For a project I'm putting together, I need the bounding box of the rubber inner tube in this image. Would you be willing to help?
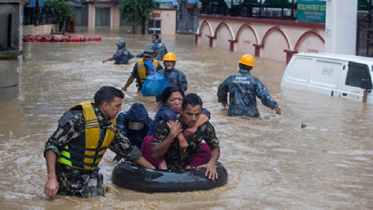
[112,161,228,193]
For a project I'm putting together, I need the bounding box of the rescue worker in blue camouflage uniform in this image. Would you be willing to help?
[121,49,163,92]
[157,52,188,93]
[103,40,135,65]
[217,54,281,117]
[43,86,155,198]
[157,52,188,101]
[137,34,168,61]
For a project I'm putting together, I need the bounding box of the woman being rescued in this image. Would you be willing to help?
[141,86,211,169]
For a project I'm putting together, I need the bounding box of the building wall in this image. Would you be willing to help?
[23,24,57,36]
[22,4,176,35]
[112,4,120,29]
[86,4,176,35]
[88,3,94,29]
[87,2,120,30]
[196,15,325,63]
[159,9,176,35]
[0,0,28,101]
[0,3,22,50]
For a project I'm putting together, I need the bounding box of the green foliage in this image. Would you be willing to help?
[119,0,158,25]
[359,0,372,7]
[44,0,73,23]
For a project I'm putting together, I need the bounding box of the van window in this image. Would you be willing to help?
[345,62,371,88]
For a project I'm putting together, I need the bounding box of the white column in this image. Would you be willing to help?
[325,0,358,55]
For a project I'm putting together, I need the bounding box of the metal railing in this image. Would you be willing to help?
[199,0,297,20]
[357,9,373,57]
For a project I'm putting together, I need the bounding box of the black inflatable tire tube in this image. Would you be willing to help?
[111,161,228,193]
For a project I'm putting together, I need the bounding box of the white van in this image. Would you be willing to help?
[281,53,373,104]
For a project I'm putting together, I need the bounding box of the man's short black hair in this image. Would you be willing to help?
[94,86,124,106]
[152,34,159,39]
[182,93,203,110]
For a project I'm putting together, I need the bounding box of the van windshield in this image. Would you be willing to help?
[345,62,371,87]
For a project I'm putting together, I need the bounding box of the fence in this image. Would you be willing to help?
[200,0,297,20]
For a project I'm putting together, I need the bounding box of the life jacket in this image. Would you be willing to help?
[57,102,117,171]
[137,59,160,86]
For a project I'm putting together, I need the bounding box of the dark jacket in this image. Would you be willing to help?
[114,40,134,65]
[137,39,168,61]
[217,69,278,117]
[116,103,153,149]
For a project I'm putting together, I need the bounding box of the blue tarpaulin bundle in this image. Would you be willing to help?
[141,72,168,97]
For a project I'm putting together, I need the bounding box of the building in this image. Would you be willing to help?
[23,0,179,35]
[0,0,28,101]
[196,0,373,62]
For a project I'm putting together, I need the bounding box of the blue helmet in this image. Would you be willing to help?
[143,49,154,57]
[116,40,126,48]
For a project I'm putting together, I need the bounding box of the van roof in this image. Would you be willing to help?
[294,52,373,66]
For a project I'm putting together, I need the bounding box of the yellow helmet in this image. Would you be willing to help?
[163,52,177,62]
[239,54,254,67]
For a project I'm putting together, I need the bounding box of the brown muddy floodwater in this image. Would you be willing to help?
[1,28,373,210]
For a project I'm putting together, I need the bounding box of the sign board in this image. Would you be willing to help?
[297,0,326,23]
[151,12,161,18]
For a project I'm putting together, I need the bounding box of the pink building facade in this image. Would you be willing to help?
[195,15,325,63]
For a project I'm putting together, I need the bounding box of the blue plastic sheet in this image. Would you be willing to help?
[141,72,168,97]
[144,60,155,72]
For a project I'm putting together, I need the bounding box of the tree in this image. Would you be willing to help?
[44,0,73,31]
[119,0,158,34]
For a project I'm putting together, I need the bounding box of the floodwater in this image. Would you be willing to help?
[1,28,373,209]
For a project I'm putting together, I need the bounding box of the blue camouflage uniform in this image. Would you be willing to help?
[158,68,188,92]
[217,69,278,117]
[137,39,168,61]
[113,40,134,64]
[44,104,142,197]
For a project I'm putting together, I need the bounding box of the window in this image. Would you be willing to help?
[95,7,110,26]
[148,19,161,34]
[345,62,372,88]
